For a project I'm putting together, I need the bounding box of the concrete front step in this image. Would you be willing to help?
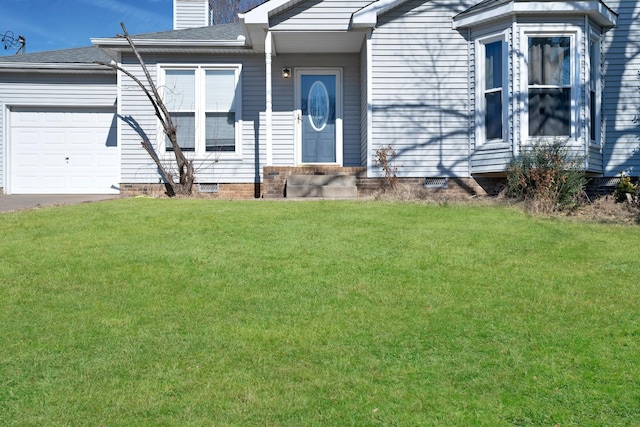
[286,174,358,199]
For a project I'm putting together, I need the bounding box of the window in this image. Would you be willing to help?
[205,70,237,152]
[484,41,504,141]
[162,65,241,155]
[477,36,507,145]
[527,36,572,137]
[165,70,196,151]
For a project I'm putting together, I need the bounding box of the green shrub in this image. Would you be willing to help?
[614,174,639,203]
[506,140,586,212]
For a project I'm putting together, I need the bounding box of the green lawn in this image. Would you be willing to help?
[0,199,638,426]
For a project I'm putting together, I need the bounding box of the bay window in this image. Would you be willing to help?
[162,65,241,155]
[452,0,615,174]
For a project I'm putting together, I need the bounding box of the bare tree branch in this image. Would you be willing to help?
[95,22,195,196]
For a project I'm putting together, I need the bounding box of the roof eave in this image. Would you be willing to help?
[91,38,252,59]
[351,0,412,28]
[91,38,249,49]
[452,0,618,30]
[0,62,114,73]
[239,0,302,25]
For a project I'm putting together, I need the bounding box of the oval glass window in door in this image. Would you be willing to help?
[307,81,329,131]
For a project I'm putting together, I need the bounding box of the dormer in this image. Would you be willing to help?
[174,0,215,30]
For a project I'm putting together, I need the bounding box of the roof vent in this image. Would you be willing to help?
[174,0,215,30]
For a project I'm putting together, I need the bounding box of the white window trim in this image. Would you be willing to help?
[519,25,582,145]
[475,32,509,149]
[588,29,602,148]
[158,63,242,159]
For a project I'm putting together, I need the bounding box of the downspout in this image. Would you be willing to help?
[265,30,273,166]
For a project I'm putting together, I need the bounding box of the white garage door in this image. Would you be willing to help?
[10,107,119,194]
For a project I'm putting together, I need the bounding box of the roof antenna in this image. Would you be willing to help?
[1,31,26,54]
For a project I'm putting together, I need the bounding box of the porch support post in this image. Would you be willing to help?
[365,30,374,177]
[265,30,273,166]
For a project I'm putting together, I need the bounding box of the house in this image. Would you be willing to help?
[0,0,638,197]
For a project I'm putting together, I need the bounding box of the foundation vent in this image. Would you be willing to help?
[424,177,449,189]
[198,183,219,193]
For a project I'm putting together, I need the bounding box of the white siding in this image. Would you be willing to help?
[271,0,372,31]
[0,73,116,191]
[601,0,640,176]
[119,53,265,185]
[371,0,472,177]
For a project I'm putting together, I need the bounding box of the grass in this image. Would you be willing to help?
[0,198,639,426]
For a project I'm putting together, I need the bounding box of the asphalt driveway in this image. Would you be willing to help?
[0,194,119,213]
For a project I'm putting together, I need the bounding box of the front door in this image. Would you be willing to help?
[297,69,342,164]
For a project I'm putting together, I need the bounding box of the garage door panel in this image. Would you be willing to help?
[44,177,66,190]
[10,108,119,194]
[11,111,40,126]
[43,153,65,169]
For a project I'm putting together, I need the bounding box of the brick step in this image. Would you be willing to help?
[286,174,357,199]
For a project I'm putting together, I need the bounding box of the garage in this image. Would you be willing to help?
[9,107,119,194]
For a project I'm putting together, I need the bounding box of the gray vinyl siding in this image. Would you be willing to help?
[119,52,265,184]
[271,0,372,31]
[470,149,513,173]
[601,0,640,177]
[371,0,472,178]
[174,0,209,30]
[0,72,116,190]
[269,53,362,167]
[588,144,604,173]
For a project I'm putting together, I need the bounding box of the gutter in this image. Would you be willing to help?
[0,62,114,73]
[91,38,249,50]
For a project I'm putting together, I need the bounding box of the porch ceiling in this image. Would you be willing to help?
[272,31,366,54]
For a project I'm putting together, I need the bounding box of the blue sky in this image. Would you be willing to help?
[1,0,174,55]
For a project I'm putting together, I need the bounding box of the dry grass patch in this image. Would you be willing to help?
[373,183,640,225]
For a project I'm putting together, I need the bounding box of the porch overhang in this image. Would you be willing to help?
[271,31,367,54]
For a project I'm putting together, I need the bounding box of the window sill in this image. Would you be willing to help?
[161,153,243,162]
[475,142,510,151]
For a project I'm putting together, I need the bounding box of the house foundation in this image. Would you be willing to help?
[120,183,262,199]
[263,166,506,199]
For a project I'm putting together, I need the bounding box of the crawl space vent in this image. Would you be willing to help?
[198,183,219,193]
[424,177,449,189]
[597,177,622,187]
